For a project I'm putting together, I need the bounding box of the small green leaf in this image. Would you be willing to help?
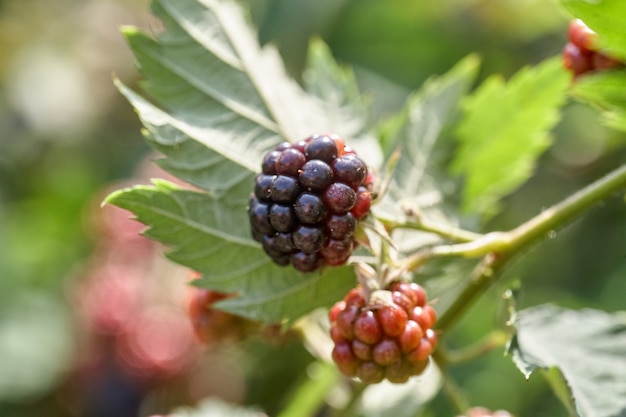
[507,304,626,417]
[559,0,626,60]
[375,55,479,252]
[451,58,569,219]
[106,181,355,323]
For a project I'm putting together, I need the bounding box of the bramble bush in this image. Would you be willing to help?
[106,0,626,416]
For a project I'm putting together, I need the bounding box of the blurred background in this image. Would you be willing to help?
[0,0,624,416]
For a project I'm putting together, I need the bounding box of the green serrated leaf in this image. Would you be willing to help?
[120,0,380,175]
[375,55,479,252]
[117,80,256,197]
[106,182,355,323]
[542,367,579,417]
[112,0,383,323]
[507,304,626,417]
[304,38,372,139]
[451,57,569,220]
[559,0,626,60]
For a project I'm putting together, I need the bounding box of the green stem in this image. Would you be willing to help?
[436,163,626,332]
[379,215,482,243]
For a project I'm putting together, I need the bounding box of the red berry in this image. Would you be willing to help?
[354,310,384,345]
[332,341,359,376]
[397,320,424,353]
[350,186,371,219]
[376,304,408,337]
[563,42,593,77]
[357,362,384,384]
[411,305,437,331]
[568,19,596,51]
[329,285,437,384]
[372,338,401,366]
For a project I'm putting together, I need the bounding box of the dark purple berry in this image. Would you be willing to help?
[332,155,368,190]
[254,174,275,201]
[305,135,338,164]
[271,175,302,204]
[292,225,324,253]
[326,213,356,240]
[274,232,295,252]
[261,150,281,174]
[323,183,356,214]
[269,204,296,233]
[290,251,321,273]
[276,148,306,177]
[299,160,333,191]
[320,238,353,266]
[294,193,327,225]
[275,141,292,151]
[351,186,371,220]
[248,199,273,235]
[262,234,286,258]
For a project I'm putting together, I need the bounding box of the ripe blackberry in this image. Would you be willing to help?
[563,19,624,78]
[249,134,373,272]
[329,282,437,384]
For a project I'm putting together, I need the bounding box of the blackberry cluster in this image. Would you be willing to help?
[329,282,438,384]
[563,19,623,78]
[249,134,372,273]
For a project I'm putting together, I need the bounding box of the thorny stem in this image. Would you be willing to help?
[436,163,626,333]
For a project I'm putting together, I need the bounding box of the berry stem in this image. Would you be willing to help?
[436,162,626,332]
[378,213,482,243]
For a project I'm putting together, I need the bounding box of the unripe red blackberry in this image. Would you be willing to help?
[187,285,255,344]
[563,19,624,78]
[329,282,438,384]
[249,134,372,272]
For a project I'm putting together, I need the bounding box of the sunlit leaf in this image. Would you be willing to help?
[106,181,356,323]
[451,58,569,220]
[508,304,626,417]
[375,55,479,253]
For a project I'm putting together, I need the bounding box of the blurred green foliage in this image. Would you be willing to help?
[0,0,624,416]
